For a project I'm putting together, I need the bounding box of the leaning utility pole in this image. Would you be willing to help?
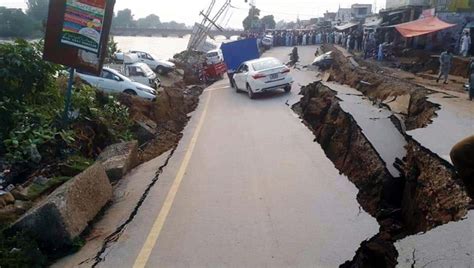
[187,0,232,51]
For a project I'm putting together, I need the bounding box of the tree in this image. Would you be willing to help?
[160,21,186,30]
[113,9,135,28]
[136,14,161,28]
[275,20,287,30]
[0,7,37,38]
[260,15,276,30]
[242,6,260,31]
[26,0,49,23]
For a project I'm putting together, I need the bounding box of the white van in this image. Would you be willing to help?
[109,54,161,89]
[206,49,224,65]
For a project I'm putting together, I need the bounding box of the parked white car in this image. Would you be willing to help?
[130,51,175,74]
[114,51,176,74]
[261,35,274,49]
[231,57,293,99]
[76,67,157,100]
[108,60,161,89]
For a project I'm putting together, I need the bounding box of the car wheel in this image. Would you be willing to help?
[156,66,166,75]
[284,85,291,93]
[247,84,255,99]
[124,89,137,95]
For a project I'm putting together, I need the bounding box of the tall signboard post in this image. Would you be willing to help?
[43,0,116,123]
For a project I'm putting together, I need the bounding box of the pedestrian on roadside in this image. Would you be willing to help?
[377,43,384,61]
[460,31,471,57]
[289,46,299,66]
[469,58,474,101]
[437,48,453,84]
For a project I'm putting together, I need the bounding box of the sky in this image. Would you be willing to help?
[0,0,386,29]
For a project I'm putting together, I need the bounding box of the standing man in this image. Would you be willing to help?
[377,43,384,61]
[469,58,474,101]
[460,31,471,57]
[437,48,453,84]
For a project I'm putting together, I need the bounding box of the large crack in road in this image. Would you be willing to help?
[291,53,472,267]
[88,147,177,267]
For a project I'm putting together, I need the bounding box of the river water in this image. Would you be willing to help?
[114,36,236,61]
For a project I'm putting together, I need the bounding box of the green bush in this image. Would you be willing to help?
[0,231,47,268]
[72,84,134,142]
[1,40,133,167]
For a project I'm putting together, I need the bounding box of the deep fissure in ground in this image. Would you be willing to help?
[293,80,471,267]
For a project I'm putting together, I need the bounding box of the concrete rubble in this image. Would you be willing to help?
[10,163,113,253]
[97,141,139,182]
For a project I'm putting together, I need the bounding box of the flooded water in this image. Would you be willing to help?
[114,36,236,61]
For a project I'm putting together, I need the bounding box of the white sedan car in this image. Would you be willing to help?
[76,67,157,100]
[231,57,293,99]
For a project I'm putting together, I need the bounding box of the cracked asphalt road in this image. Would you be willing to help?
[82,46,379,267]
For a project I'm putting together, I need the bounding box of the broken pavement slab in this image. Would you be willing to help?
[10,163,112,253]
[382,94,411,115]
[98,141,139,182]
[396,211,474,268]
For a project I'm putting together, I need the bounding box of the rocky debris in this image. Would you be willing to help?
[132,118,158,146]
[10,163,112,254]
[382,94,411,115]
[97,141,139,182]
[0,201,33,224]
[172,50,206,85]
[10,186,29,201]
[0,191,15,208]
[118,84,204,163]
[322,44,440,131]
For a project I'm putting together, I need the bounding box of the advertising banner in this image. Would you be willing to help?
[60,0,107,53]
[43,0,115,75]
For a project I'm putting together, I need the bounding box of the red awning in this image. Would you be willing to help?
[395,16,456,38]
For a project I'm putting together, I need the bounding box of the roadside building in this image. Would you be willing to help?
[431,0,474,55]
[352,4,373,20]
[336,8,353,24]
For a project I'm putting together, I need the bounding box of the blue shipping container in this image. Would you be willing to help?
[221,38,260,74]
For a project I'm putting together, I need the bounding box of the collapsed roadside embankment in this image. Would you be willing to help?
[293,82,471,267]
[118,83,204,164]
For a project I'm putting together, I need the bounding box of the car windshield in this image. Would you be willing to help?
[252,59,282,71]
[107,69,130,81]
[137,64,154,76]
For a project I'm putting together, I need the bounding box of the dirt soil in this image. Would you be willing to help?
[323,45,440,131]
[393,48,470,78]
[118,83,204,164]
[295,82,393,215]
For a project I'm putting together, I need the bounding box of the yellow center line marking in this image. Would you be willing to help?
[133,92,213,268]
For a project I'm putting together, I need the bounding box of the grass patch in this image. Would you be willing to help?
[26,176,71,200]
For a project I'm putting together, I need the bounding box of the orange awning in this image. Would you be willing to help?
[395,16,456,38]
